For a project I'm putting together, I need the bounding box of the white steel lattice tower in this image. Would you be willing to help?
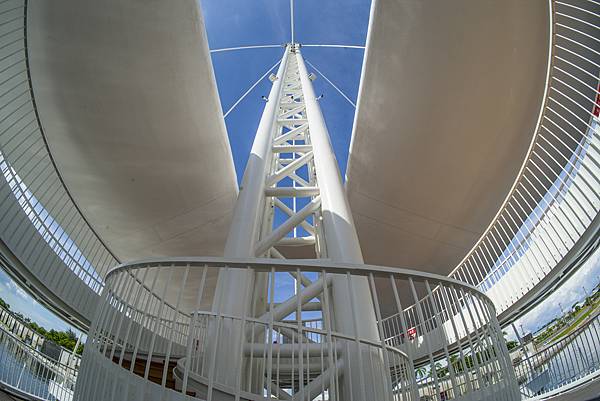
[212,44,383,399]
[72,41,520,401]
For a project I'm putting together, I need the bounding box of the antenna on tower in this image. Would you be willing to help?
[290,0,295,44]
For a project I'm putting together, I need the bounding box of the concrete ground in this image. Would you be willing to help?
[0,390,18,401]
[542,374,600,401]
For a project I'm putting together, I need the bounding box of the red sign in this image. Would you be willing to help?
[594,82,600,118]
[407,327,417,340]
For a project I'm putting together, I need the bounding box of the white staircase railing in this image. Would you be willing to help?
[74,257,518,401]
[513,312,600,398]
[0,324,77,400]
[449,0,600,321]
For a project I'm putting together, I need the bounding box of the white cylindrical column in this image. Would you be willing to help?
[295,48,379,339]
[223,47,290,259]
[295,48,384,399]
[209,46,290,389]
[213,47,289,313]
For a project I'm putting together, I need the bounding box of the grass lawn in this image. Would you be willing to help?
[552,304,598,342]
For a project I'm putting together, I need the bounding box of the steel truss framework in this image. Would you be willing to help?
[72,44,518,401]
[211,43,382,399]
[259,48,323,258]
[184,38,518,401]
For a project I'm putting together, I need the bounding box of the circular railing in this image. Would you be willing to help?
[75,257,518,401]
[449,0,600,319]
[0,0,117,328]
[0,324,77,400]
[513,312,600,398]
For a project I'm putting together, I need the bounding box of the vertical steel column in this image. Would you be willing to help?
[210,44,385,399]
[223,47,290,259]
[295,46,384,399]
[214,47,289,311]
[295,47,379,340]
[210,46,290,387]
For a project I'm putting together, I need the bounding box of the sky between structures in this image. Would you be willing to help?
[200,0,371,181]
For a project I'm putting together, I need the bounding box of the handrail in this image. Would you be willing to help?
[75,257,517,401]
[449,0,600,321]
[0,323,77,400]
[513,312,600,397]
[107,256,490,301]
[0,0,118,328]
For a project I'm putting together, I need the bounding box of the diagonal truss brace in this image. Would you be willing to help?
[255,196,321,256]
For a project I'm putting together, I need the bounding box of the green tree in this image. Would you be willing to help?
[506,340,519,352]
[0,296,9,310]
[415,366,427,381]
[449,353,463,373]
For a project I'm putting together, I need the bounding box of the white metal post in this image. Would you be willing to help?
[210,47,290,387]
[295,47,379,340]
[209,44,385,399]
[213,47,289,310]
[294,47,383,399]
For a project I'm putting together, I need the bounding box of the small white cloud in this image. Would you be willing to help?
[8,280,30,301]
[514,247,600,333]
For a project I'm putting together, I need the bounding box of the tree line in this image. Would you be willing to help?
[0,296,83,354]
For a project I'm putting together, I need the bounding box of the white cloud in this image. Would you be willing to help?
[513,246,600,335]
[0,268,70,332]
[7,280,35,303]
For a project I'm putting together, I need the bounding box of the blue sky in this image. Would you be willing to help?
[200,0,371,181]
[511,246,600,337]
[0,267,84,337]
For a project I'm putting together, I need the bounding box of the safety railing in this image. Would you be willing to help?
[450,0,600,318]
[513,312,600,398]
[0,0,117,326]
[74,257,517,401]
[0,324,77,400]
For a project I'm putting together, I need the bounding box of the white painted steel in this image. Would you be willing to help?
[209,47,290,389]
[11,0,595,399]
[301,45,365,50]
[74,42,517,400]
[448,0,600,322]
[0,324,77,401]
[74,257,518,401]
[210,44,284,54]
[513,313,600,398]
[211,43,386,398]
[296,47,384,398]
[0,0,116,328]
[214,46,289,306]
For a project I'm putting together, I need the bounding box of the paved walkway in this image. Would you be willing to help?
[0,389,18,401]
[538,371,600,401]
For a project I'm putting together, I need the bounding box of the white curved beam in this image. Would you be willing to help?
[210,44,284,53]
[301,44,365,49]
